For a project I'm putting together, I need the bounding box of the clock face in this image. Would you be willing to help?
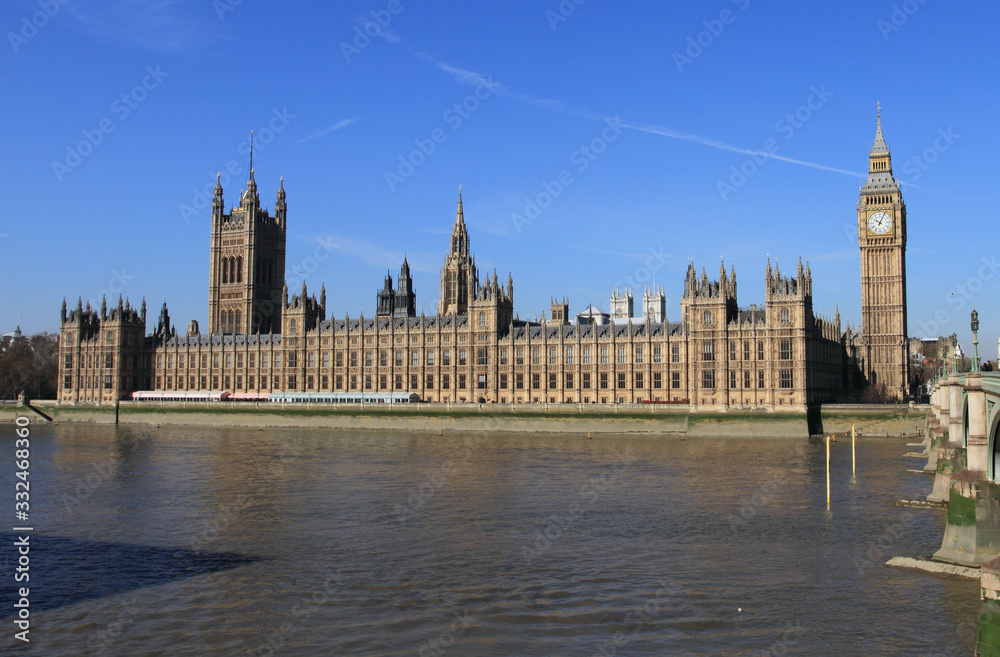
[867,211,892,235]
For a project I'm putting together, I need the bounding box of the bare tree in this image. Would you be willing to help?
[0,332,58,400]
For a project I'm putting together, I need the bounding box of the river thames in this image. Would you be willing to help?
[3,424,978,655]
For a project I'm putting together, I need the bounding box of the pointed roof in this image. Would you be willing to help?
[870,103,889,156]
[449,186,470,257]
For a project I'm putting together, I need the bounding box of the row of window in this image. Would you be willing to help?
[701,340,794,362]
[151,368,797,394]
[151,344,692,371]
[700,369,794,390]
[152,369,692,393]
[701,309,793,324]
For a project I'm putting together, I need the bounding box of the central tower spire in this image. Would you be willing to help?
[439,186,478,315]
[450,186,469,257]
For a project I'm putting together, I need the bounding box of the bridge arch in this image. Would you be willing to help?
[989,408,1000,482]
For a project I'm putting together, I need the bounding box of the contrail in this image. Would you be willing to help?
[419,53,868,180]
[617,120,865,178]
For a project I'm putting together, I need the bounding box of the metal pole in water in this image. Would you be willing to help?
[826,435,831,509]
[852,423,856,476]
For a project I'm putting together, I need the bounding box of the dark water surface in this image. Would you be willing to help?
[3,424,978,655]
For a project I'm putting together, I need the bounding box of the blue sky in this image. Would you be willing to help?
[2,0,998,359]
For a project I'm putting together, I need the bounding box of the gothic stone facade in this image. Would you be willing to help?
[58,115,906,408]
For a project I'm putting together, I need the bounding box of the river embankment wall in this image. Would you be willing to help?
[0,402,927,437]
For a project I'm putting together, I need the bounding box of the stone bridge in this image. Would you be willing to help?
[924,371,1000,656]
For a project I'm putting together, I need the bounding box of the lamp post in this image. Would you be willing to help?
[953,334,960,374]
[972,307,981,372]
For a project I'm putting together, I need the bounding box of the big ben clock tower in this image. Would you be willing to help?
[858,104,909,400]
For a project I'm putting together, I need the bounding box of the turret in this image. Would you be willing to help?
[157,301,171,337]
[394,257,416,318]
[212,173,224,224]
[275,176,286,227]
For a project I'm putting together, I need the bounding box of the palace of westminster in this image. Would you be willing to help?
[57,112,910,409]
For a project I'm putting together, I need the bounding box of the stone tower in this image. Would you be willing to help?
[549,297,569,325]
[376,271,394,317]
[642,285,666,322]
[58,294,146,404]
[610,286,633,320]
[208,138,287,335]
[438,188,478,315]
[394,258,416,319]
[857,105,908,400]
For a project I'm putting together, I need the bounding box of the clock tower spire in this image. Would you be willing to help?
[857,105,909,400]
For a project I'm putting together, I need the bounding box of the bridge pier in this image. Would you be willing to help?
[934,374,1000,566]
[978,556,1000,657]
[924,382,950,471]
[928,374,968,503]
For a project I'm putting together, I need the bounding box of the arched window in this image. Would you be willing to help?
[228,310,234,331]
[289,319,297,335]
[222,257,229,284]
[229,259,236,284]
[235,310,242,333]
[703,310,712,325]
[478,312,487,327]
[236,256,243,283]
